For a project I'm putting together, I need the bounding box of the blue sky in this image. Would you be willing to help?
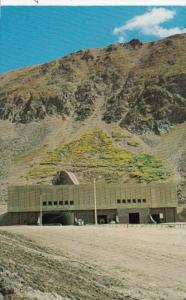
[0,6,185,73]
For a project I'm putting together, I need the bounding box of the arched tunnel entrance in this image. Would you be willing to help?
[42,212,74,225]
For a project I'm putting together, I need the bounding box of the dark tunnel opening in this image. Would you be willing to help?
[42,212,74,225]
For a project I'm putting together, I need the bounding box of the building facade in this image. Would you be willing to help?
[3,182,177,225]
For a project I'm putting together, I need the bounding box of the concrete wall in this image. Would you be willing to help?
[117,208,150,224]
[8,182,177,213]
[0,212,39,225]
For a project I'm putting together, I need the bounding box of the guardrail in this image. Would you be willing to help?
[98,223,186,228]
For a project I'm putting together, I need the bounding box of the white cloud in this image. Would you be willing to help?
[113,8,186,42]
[118,36,125,43]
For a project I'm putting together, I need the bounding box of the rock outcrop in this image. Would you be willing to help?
[0,34,186,134]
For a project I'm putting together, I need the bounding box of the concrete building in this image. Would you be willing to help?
[0,182,177,225]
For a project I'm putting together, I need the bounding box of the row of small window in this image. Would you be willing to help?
[117,198,147,204]
[43,200,74,206]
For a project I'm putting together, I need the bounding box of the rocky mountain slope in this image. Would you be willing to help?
[0,33,186,207]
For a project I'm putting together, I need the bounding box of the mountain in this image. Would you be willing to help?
[0,33,186,212]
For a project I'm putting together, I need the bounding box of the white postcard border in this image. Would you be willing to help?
[1,0,186,6]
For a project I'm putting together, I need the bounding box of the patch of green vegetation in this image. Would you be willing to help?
[28,128,169,182]
[111,128,129,141]
[28,166,56,178]
[127,154,168,182]
[127,140,139,147]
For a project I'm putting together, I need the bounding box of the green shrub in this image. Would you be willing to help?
[127,140,139,147]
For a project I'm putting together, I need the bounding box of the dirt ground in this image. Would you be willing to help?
[0,225,186,300]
